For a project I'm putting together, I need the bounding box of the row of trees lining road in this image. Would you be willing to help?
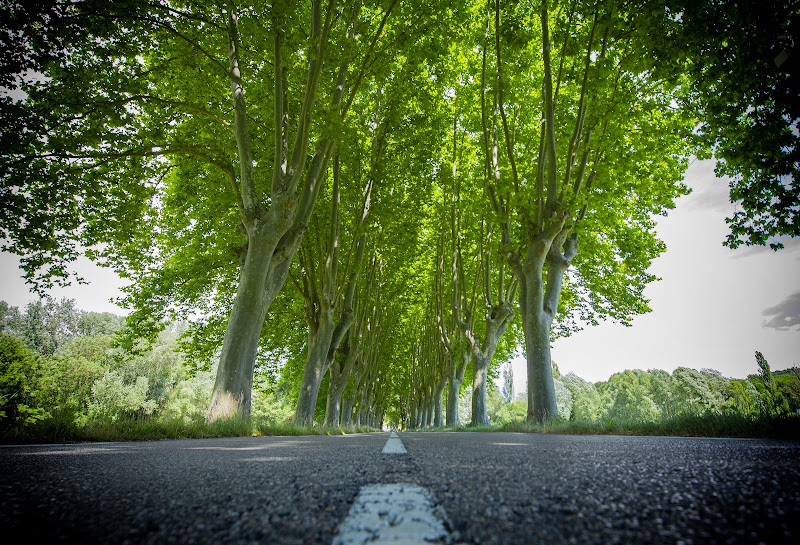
[1,0,797,426]
[2,299,798,437]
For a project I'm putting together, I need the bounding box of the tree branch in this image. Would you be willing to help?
[542,0,558,212]
[227,3,258,219]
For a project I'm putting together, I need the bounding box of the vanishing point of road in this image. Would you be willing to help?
[1,432,798,544]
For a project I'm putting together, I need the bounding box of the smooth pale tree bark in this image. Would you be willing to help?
[433,381,445,427]
[509,218,577,422]
[425,320,448,427]
[292,167,347,425]
[464,302,515,425]
[341,334,375,428]
[409,323,433,428]
[357,355,383,427]
[345,301,381,427]
[446,352,469,426]
[341,395,356,426]
[324,346,358,427]
[294,316,338,424]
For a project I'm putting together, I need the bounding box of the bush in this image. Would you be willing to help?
[86,370,156,421]
[0,334,49,435]
[251,386,295,425]
[33,354,105,418]
[159,370,214,423]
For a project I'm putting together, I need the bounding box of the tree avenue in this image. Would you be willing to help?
[1,0,796,427]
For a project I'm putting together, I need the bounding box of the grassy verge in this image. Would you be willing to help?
[1,415,377,444]
[7,413,798,443]
[400,413,800,439]
[496,413,800,439]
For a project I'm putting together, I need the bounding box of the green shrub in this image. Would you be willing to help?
[159,370,214,424]
[85,370,156,420]
[251,387,295,425]
[1,334,49,436]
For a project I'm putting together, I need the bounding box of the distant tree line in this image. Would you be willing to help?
[559,356,799,425]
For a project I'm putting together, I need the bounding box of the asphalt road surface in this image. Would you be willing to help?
[1,431,798,544]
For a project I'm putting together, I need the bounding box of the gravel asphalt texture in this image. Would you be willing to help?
[1,431,798,544]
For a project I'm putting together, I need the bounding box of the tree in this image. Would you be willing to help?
[752,351,790,416]
[478,0,697,423]
[727,379,763,417]
[0,0,415,420]
[671,366,723,416]
[599,370,659,423]
[0,302,21,335]
[662,0,799,249]
[0,298,86,355]
[87,370,156,420]
[647,369,678,420]
[291,166,368,425]
[561,372,601,422]
[775,369,800,414]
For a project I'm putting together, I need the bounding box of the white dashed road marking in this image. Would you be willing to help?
[331,483,450,545]
[381,432,407,454]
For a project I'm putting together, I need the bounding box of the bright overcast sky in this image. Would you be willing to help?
[2,159,799,386]
[545,158,800,384]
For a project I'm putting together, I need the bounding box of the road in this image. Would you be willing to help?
[1,432,798,544]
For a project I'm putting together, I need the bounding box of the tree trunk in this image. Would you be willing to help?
[295,315,335,425]
[324,349,359,427]
[433,381,445,427]
[425,397,434,427]
[469,304,513,426]
[446,376,462,427]
[514,217,576,424]
[324,379,344,427]
[208,230,284,420]
[525,312,557,423]
[471,355,490,426]
[342,394,355,426]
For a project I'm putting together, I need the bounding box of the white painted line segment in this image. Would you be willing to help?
[382,433,407,454]
[332,483,450,545]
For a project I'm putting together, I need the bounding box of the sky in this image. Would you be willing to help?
[1,159,799,389]
[529,158,800,388]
